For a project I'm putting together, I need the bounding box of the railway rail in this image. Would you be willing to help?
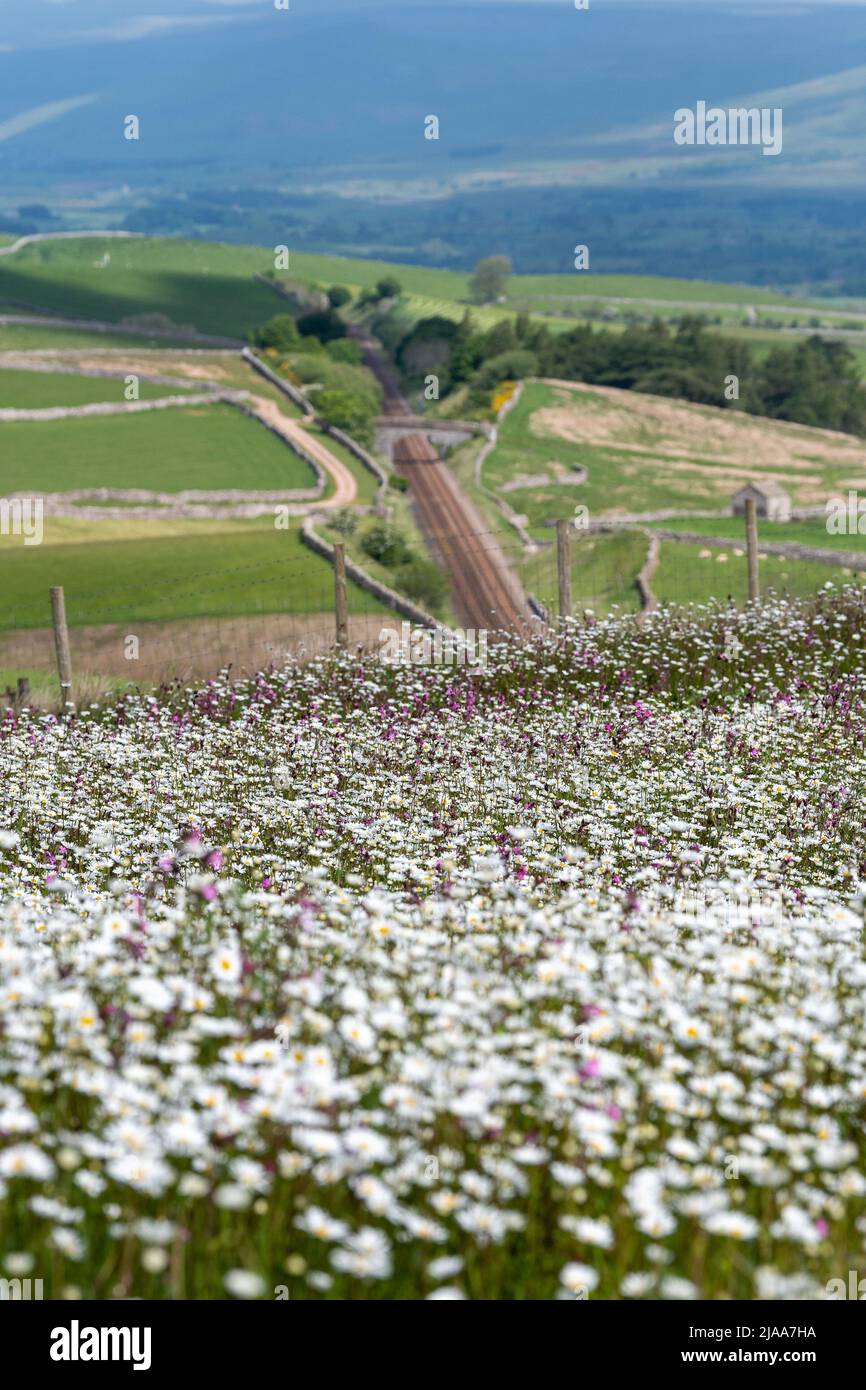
[349,324,532,633]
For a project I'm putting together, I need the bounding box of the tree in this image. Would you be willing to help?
[480,319,517,358]
[327,285,352,309]
[449,311,480,385]
[469,256,513,305]
[633,366,722,406]
[376,275,402,300]
[397,315,458,380]
[297,310,346,344]
[330,509,358,537]
[315,388,378,447]
[252,314,301,354]
[754,338,866,434]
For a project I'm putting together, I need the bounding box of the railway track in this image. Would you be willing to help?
[349,325,531,633]
[395,435,529,633]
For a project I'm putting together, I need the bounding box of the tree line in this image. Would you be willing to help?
[394,310,866,435]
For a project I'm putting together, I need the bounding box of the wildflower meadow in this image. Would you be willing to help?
[2,587,866,1301]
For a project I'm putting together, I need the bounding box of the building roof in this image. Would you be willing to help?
[731,480,791,500]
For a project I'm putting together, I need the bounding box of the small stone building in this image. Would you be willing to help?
[730,480,792,523]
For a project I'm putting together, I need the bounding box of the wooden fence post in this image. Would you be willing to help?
[744,498,760,603]
[333,543,349,649]
[50,586,74,712]
[556,519,572,626]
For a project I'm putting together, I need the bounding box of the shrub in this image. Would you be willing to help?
[330,509,358,537]
[315,388,379,448]
[467,349,538,407]
[252,314,301,354]
[395,557,450,613]
[362,524,413,568]
[326,338,363,366]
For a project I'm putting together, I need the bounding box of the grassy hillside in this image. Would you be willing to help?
[1,236,860,349]
[504,272,831,314]
[479,380,866,537]
[0,403,315,496]
[0,238,277,338]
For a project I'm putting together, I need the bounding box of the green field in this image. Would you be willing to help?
[660,515,866,553]
[0,523,384,631]
[4,232,865,649]
[653,540,864,609]
[0,366,196,409]
[502,272,841,314]
[510,296,856,327]
[520,529,646,616]
[386,293,507,335]
[0,238,278,338]
[0,322,213,351]
[0,403,316,496]
[511,528,862,619]
[2,235,861,349]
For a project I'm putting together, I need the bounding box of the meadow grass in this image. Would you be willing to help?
[0,523,386,630]
[0,367,196,409]
[479,384,731,528]
[520,530,645,616]
[0,403,317,495]
[653,540,864,609]
[660,516,866,552]
[0,322,208,351]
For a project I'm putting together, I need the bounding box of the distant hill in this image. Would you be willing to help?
[0,234,854,345]
[2,3,866,285]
